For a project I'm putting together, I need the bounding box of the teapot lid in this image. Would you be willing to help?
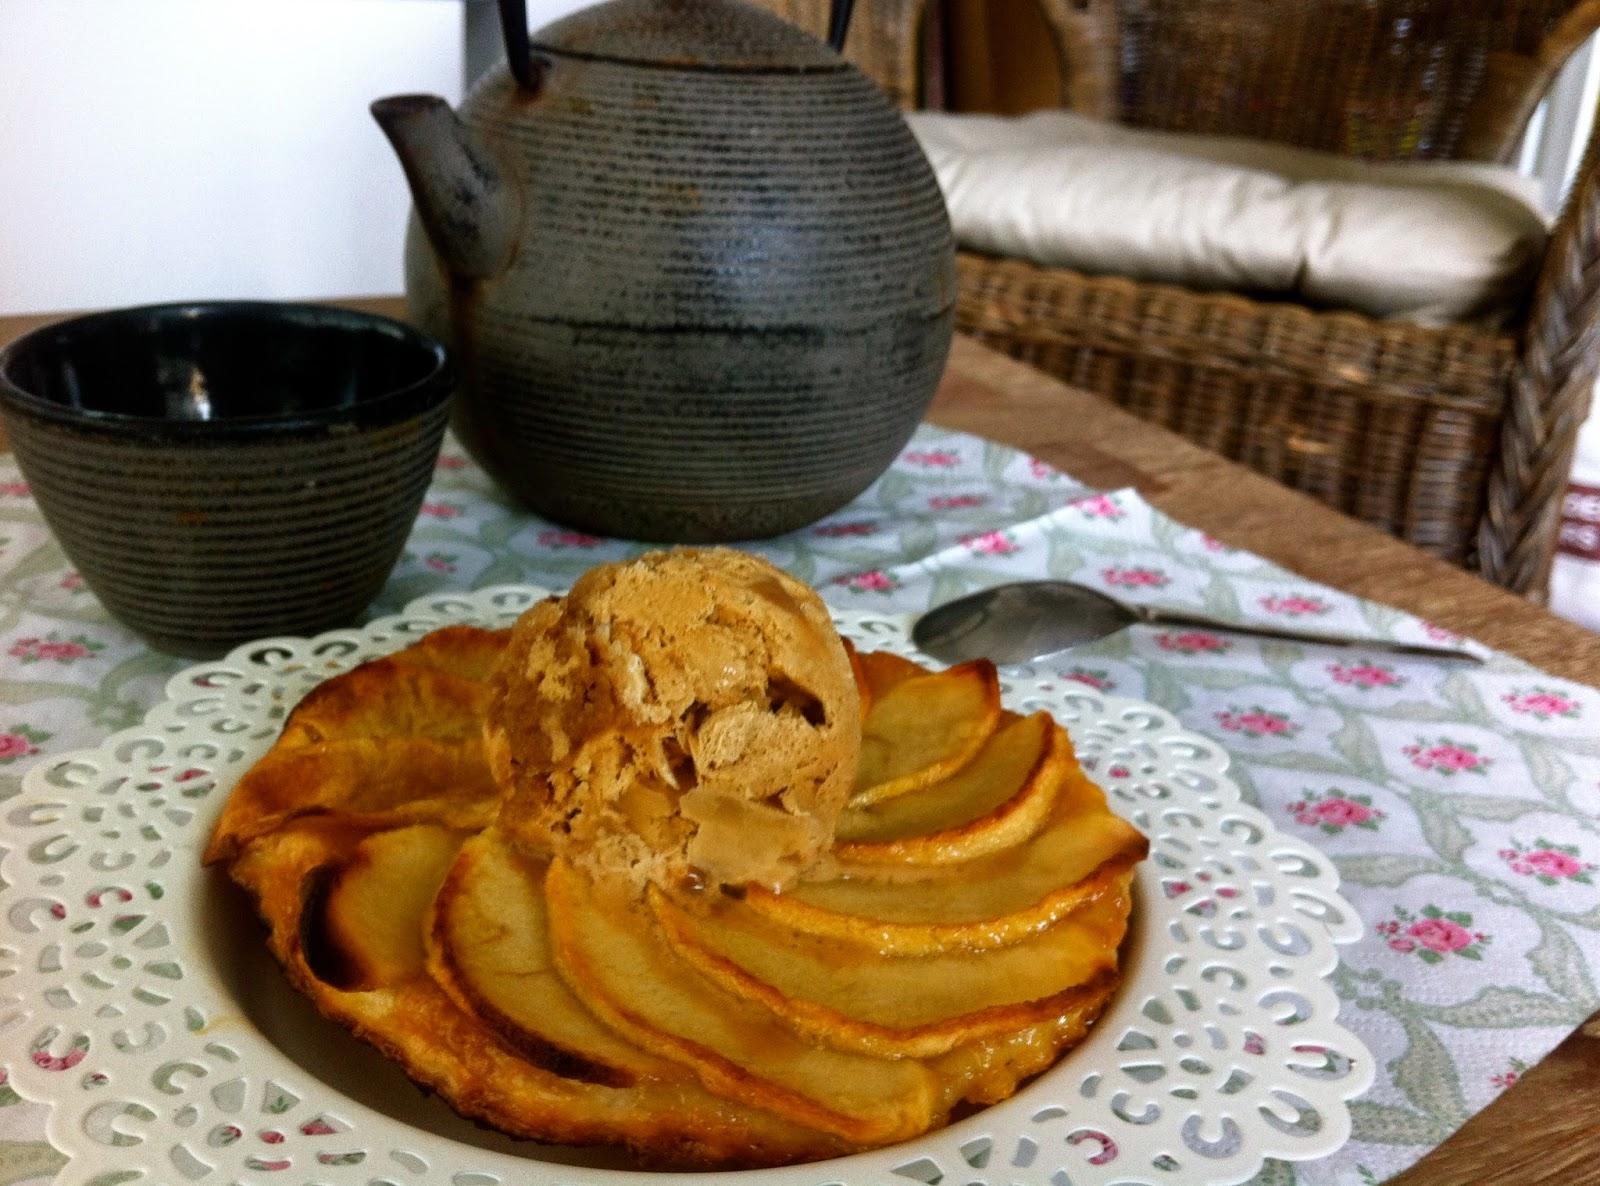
[533,0,840,71]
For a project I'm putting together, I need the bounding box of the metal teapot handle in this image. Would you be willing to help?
[828,0,855,50]
[497,0,543,91]
[496,0,847,76]
[498,0,848,71]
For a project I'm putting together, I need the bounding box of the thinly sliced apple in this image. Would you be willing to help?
[932,974,1121,1109]
[204,737,498,865]
[278,657,491,750]
[838,712,1062,865]
[746,743,1149,953]
[429,832,676,1086]
[227,822,847,1168]
[852,660,1001,805]
[745,839,1145,956]
[853,648,924,703]
[544,858,937,1146]
[315,824,463,989]
[651,874,1134,1058]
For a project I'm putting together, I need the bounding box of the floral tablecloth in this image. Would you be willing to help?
[4,424,1600,1186]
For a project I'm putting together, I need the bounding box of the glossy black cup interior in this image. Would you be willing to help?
[1,302,447,428]
[0,302,455,658]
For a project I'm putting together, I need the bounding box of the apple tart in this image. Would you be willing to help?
[207,612,1146,1168]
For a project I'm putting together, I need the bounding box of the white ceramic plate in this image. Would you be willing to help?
[3,585,1372,1186]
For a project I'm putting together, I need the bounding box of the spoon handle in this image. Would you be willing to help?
[1131,605,1483,665]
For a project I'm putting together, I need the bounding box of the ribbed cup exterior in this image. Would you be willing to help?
[401,3,956,542]
[4,404,451,658]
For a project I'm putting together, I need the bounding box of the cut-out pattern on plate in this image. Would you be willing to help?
[3,586,1371,1185]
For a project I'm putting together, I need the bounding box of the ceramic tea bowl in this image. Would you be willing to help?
[0,302,453,657]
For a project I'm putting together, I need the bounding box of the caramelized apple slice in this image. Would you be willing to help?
[839,713,1062,865]
[545,858,937,1145]
[429,832,676,1085]
[853,648,924,702]
[852,660,1002,805]
[229,822,848,1168]
[746,832,1146,956]
[934,976,1121,1108]
[651,875,1133,1058]
[315,824,464,989]
[278,657,491,750]
[204,737,498,864]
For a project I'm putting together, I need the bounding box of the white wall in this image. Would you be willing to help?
[0,0,629,315]
[0,0,466,314]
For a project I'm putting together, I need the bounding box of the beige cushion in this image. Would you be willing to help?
[908,111,1548,324]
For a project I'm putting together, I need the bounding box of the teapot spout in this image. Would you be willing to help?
[371,94,519,280]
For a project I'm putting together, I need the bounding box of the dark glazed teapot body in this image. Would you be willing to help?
[377,0,955,541]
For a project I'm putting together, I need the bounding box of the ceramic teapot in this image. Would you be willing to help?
[372,0,954,542]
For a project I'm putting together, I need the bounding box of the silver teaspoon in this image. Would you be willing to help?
[911,580,1482,667]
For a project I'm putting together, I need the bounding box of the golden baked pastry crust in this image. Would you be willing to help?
[214,626,844,1168]
[207,617,1147,1169]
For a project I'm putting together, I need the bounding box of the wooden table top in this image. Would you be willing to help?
[2,300,1596,1184]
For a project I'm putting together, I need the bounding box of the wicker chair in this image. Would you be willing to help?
[760,0,1600,597]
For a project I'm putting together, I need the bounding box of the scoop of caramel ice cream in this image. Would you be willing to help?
[485,549,861,891]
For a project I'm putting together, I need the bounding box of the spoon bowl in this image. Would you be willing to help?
[913,581,1138,665]
[912,579,1482,667]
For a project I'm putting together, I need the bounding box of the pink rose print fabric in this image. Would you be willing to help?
[1158,630,1232,655]
[1261,593,1332,616]
[1061,666,1116,692]
[837,570,899,594]
[1490,1057,1528,1090]
[962,530,1020,556]
[28,1033,87,1073]
[1402,737,1492,775]
[535,529,601,549]
[902,448,960,467]
[1290,789,1386,835]
[1502,687,1583,721]
[7,633,103,664]
[929,494,986,510]
[1216,705,1299,738]
[1501,839,1596,886]
[1378,906,1490,964]
[1102,565,1169,589]
[1328,661,1405,690]
[813,521,877,538]
[1073,493,1127,521]
[0,725,48,764]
